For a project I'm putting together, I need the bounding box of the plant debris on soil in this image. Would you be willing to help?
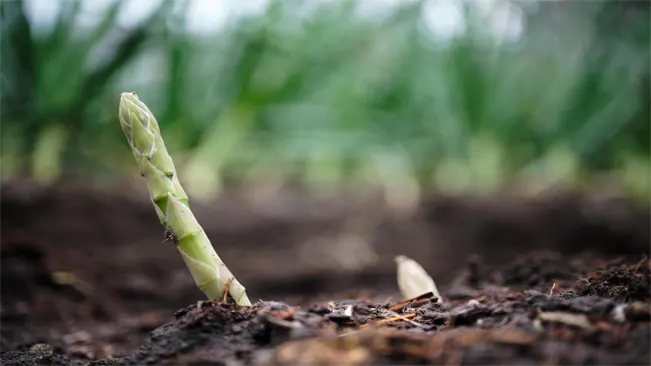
[119,255,651,365]
[1,181,649,365]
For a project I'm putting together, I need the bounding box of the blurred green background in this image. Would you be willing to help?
[2,0,649,203]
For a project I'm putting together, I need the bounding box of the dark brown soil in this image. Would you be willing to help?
[1,180,649,365]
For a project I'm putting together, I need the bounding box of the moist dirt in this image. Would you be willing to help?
[1,180,649,365]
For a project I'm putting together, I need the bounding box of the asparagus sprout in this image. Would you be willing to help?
[395,255,441,302]
[118,92,251,306]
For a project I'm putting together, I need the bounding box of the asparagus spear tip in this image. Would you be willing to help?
[118,91,251,306]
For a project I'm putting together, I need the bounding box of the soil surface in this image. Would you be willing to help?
[1,180,649,365]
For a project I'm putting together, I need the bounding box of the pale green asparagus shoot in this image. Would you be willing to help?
[118,92,251,306]
[395,255,441,302]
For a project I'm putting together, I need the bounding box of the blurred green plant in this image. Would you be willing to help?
[1,0,649,202]
[1,0,171,181]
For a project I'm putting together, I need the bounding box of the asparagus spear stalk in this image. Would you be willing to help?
[118,92,251,306]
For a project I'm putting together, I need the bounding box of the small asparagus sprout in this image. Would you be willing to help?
[395,255,441,302]
[118,92,251,306]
